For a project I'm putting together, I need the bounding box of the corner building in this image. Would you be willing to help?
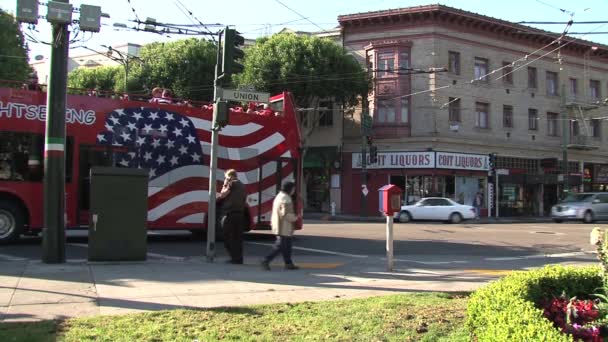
[337,5,608,217]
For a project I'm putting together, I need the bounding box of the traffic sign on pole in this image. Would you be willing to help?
[219,87,270,103]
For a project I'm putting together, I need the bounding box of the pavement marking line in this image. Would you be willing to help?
[485,251,588,262]
[384,257,469,265]
[146,253,186,261]
[246,241,369,258]
[466,269,514,276]
[0,254,27,261]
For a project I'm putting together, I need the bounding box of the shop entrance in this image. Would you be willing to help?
[389,175,406,204]
[543,184,558,216]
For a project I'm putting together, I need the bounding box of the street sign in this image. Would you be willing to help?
[361,114,373,135]
[219,87,269,103]
[361,185,369,196]
[496,168,509,175]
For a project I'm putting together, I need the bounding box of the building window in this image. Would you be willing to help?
[475,102,489,128]
[571,120,580,136]
[570,78,578,97]
[449,97,461,122]
[400,97,409,123]
[528,67,537,88]
[378,51,395,77]
[474,57,489,81]
[546,71,558,96]
[318,100,334,127]
[502,62,513,84]
[590,80,601,100]
[376,98,409,125]
[503,105,513,128]
[592,119,601,138]
[547,112,559,136]
[448,51,460,75]
[399,52,410,71]
[377,99,395,123]
[528,108,538,130]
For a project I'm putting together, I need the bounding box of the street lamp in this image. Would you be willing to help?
[100,45,141,93]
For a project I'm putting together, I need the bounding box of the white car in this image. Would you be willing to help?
[394,197,476,224]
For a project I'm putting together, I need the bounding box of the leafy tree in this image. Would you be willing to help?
[0,9,30,84]
[128,38,217,101]
[235,33,369,141]
[67,66,122,95]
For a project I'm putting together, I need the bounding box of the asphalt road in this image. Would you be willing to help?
[0,221,600,272]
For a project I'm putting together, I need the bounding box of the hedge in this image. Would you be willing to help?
[466,264,602,341]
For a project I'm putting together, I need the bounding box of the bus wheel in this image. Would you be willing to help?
[0,201,24,244]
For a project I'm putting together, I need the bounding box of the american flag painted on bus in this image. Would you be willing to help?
[96,106,296,227]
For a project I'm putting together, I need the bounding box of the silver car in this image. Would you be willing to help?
[551,193,608,223]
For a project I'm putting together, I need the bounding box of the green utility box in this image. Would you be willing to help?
[88,167,149,261]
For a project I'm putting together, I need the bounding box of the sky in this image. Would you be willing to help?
[1,0,608,62]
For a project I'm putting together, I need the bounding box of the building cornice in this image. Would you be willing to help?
[338,4,608,59]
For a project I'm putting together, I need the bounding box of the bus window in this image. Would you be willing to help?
[0,132,73,183]
[0,132,43,182]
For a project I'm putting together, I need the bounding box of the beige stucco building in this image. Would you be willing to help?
[336,5,608,217]
[30,43,142,85]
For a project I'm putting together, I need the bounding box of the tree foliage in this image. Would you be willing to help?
[0,9,30,83]
[67,66,122,95]
[128,38,217,101]
[235,33,369,108]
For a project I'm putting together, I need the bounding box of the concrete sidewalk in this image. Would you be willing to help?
[0,255,509,322]
[304,212,554,224]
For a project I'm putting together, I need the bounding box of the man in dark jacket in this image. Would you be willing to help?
[217,169,247,264]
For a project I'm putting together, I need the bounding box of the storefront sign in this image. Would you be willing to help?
[352,151,434,169]
[436,152,489,171]
[596,165,608,183]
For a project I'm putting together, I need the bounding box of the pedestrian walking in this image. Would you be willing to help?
[261,181,299,271]
[473,190,483,218]
[217,169,247,264]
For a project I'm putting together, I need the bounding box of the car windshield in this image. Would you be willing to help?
[561,194,594,203]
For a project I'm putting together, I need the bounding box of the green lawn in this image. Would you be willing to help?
[0,293,470,342]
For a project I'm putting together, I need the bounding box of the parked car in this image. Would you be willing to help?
[394,197,476,224]
[551,193,608,223]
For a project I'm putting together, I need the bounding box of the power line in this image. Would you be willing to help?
[173,0,218,43]
[533,0,575,17]
[125,0,142,23]
[519,21,608,25]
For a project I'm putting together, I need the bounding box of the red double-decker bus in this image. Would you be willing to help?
[0,86,302,243]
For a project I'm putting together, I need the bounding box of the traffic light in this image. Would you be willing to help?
[221,27,245,79]
[369,145,378,164]
[488,153,497,170]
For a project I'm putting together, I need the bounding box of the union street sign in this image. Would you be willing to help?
[219,87,270,103]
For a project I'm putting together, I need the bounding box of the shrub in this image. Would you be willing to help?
[466,264,602,341]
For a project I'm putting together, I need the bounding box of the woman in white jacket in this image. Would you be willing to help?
[261,181,299,270]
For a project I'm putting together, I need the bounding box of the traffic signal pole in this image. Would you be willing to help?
[206,27,244,261]
[42,0,70,263]
[206,30,224,262]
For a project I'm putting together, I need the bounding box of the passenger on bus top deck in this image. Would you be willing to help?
[23,72,42,91]
[158,89,173,104]
[149,87,163,103]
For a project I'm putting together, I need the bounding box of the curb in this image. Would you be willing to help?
[304,213,554,224]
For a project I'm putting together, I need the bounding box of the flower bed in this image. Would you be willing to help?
[466,265,602,341]
[467,227,608,341]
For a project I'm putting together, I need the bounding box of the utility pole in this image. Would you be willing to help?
[42,0,71,264]
[360,111,372,217]
[561,83,569,198]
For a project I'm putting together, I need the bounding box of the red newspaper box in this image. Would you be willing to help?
[378,184,402,216]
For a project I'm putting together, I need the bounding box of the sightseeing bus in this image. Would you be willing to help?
[0,85,302,243]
